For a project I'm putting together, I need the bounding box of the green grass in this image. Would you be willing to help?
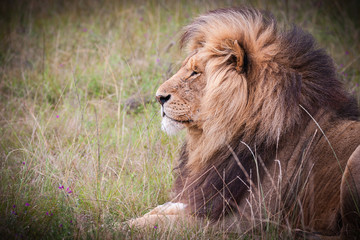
[0,0,359,239]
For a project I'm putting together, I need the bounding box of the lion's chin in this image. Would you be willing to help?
[161,116,184,135]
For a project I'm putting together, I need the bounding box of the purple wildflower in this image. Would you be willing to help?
[156,58,160,64]
[25,203,29,207]
[59,185,64,189]
[345,51,349,55]
[59,224,63,227]
[154,225,158,229]
[82,28,88,32]
[22,162,25,165]
[56,115,59,118]
[70,220,73,223]
[139,17,144,21]
[13,205,16,208]
[67,187,72,194]
[59,63,64,67]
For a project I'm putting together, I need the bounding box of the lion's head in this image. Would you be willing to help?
[156,51,207,135]
[156,8,351,172]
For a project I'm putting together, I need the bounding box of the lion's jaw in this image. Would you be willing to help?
[160,106,186,135]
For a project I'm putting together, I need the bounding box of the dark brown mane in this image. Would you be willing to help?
[173,137,276,219]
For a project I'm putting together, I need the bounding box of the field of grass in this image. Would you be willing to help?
[0,0,359,239]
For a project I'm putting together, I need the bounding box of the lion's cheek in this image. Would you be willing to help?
[161,117,185,135]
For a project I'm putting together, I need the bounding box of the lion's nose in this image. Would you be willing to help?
[156,94,171,105]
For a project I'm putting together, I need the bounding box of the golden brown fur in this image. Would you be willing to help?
[129,7,360,238]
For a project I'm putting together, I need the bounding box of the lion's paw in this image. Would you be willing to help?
[124,202,188,229]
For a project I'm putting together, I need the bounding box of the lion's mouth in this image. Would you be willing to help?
[161,107,192,124]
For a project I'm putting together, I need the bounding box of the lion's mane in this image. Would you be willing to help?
[172,7,359,224]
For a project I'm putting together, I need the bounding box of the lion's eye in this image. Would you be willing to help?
[190,71,198,77]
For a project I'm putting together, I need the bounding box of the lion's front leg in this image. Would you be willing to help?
[126,202,188,229]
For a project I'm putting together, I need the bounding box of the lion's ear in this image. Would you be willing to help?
[223,39,246,73]
[232,40,245,73]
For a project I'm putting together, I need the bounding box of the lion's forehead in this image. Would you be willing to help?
[182,51,207,71]
[162,55,206,93]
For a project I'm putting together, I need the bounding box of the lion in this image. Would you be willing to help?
[128,7,360,239]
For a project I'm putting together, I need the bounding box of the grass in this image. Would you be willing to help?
[0,0,359,239]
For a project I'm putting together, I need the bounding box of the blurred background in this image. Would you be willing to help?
[0,0,359,239]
